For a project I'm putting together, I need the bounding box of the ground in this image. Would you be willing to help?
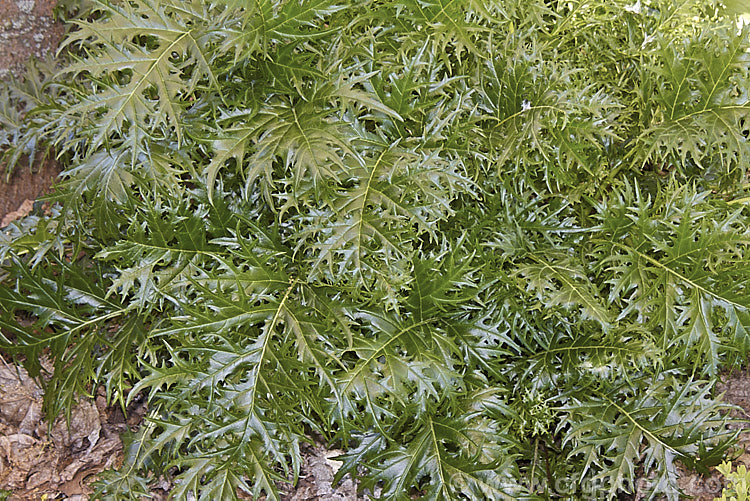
[0,360,126,500]
[0,0,61,225]
[0,1,749,500]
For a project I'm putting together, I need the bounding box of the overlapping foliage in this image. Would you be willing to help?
[2,0,750,499]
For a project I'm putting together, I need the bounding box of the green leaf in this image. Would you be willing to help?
[518,252,612,329]
[563,374,736,500]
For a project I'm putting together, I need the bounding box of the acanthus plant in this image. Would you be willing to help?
[1,0,750,499]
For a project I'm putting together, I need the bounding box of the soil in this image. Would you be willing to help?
[0,0,63,225]
[0,359,125,500]
[0,157,60,226]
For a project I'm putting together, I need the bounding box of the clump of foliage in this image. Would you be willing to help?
[716,461,750,501]
[2,0,750,499]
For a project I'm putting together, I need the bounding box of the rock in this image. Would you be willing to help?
[0,0,64,79]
